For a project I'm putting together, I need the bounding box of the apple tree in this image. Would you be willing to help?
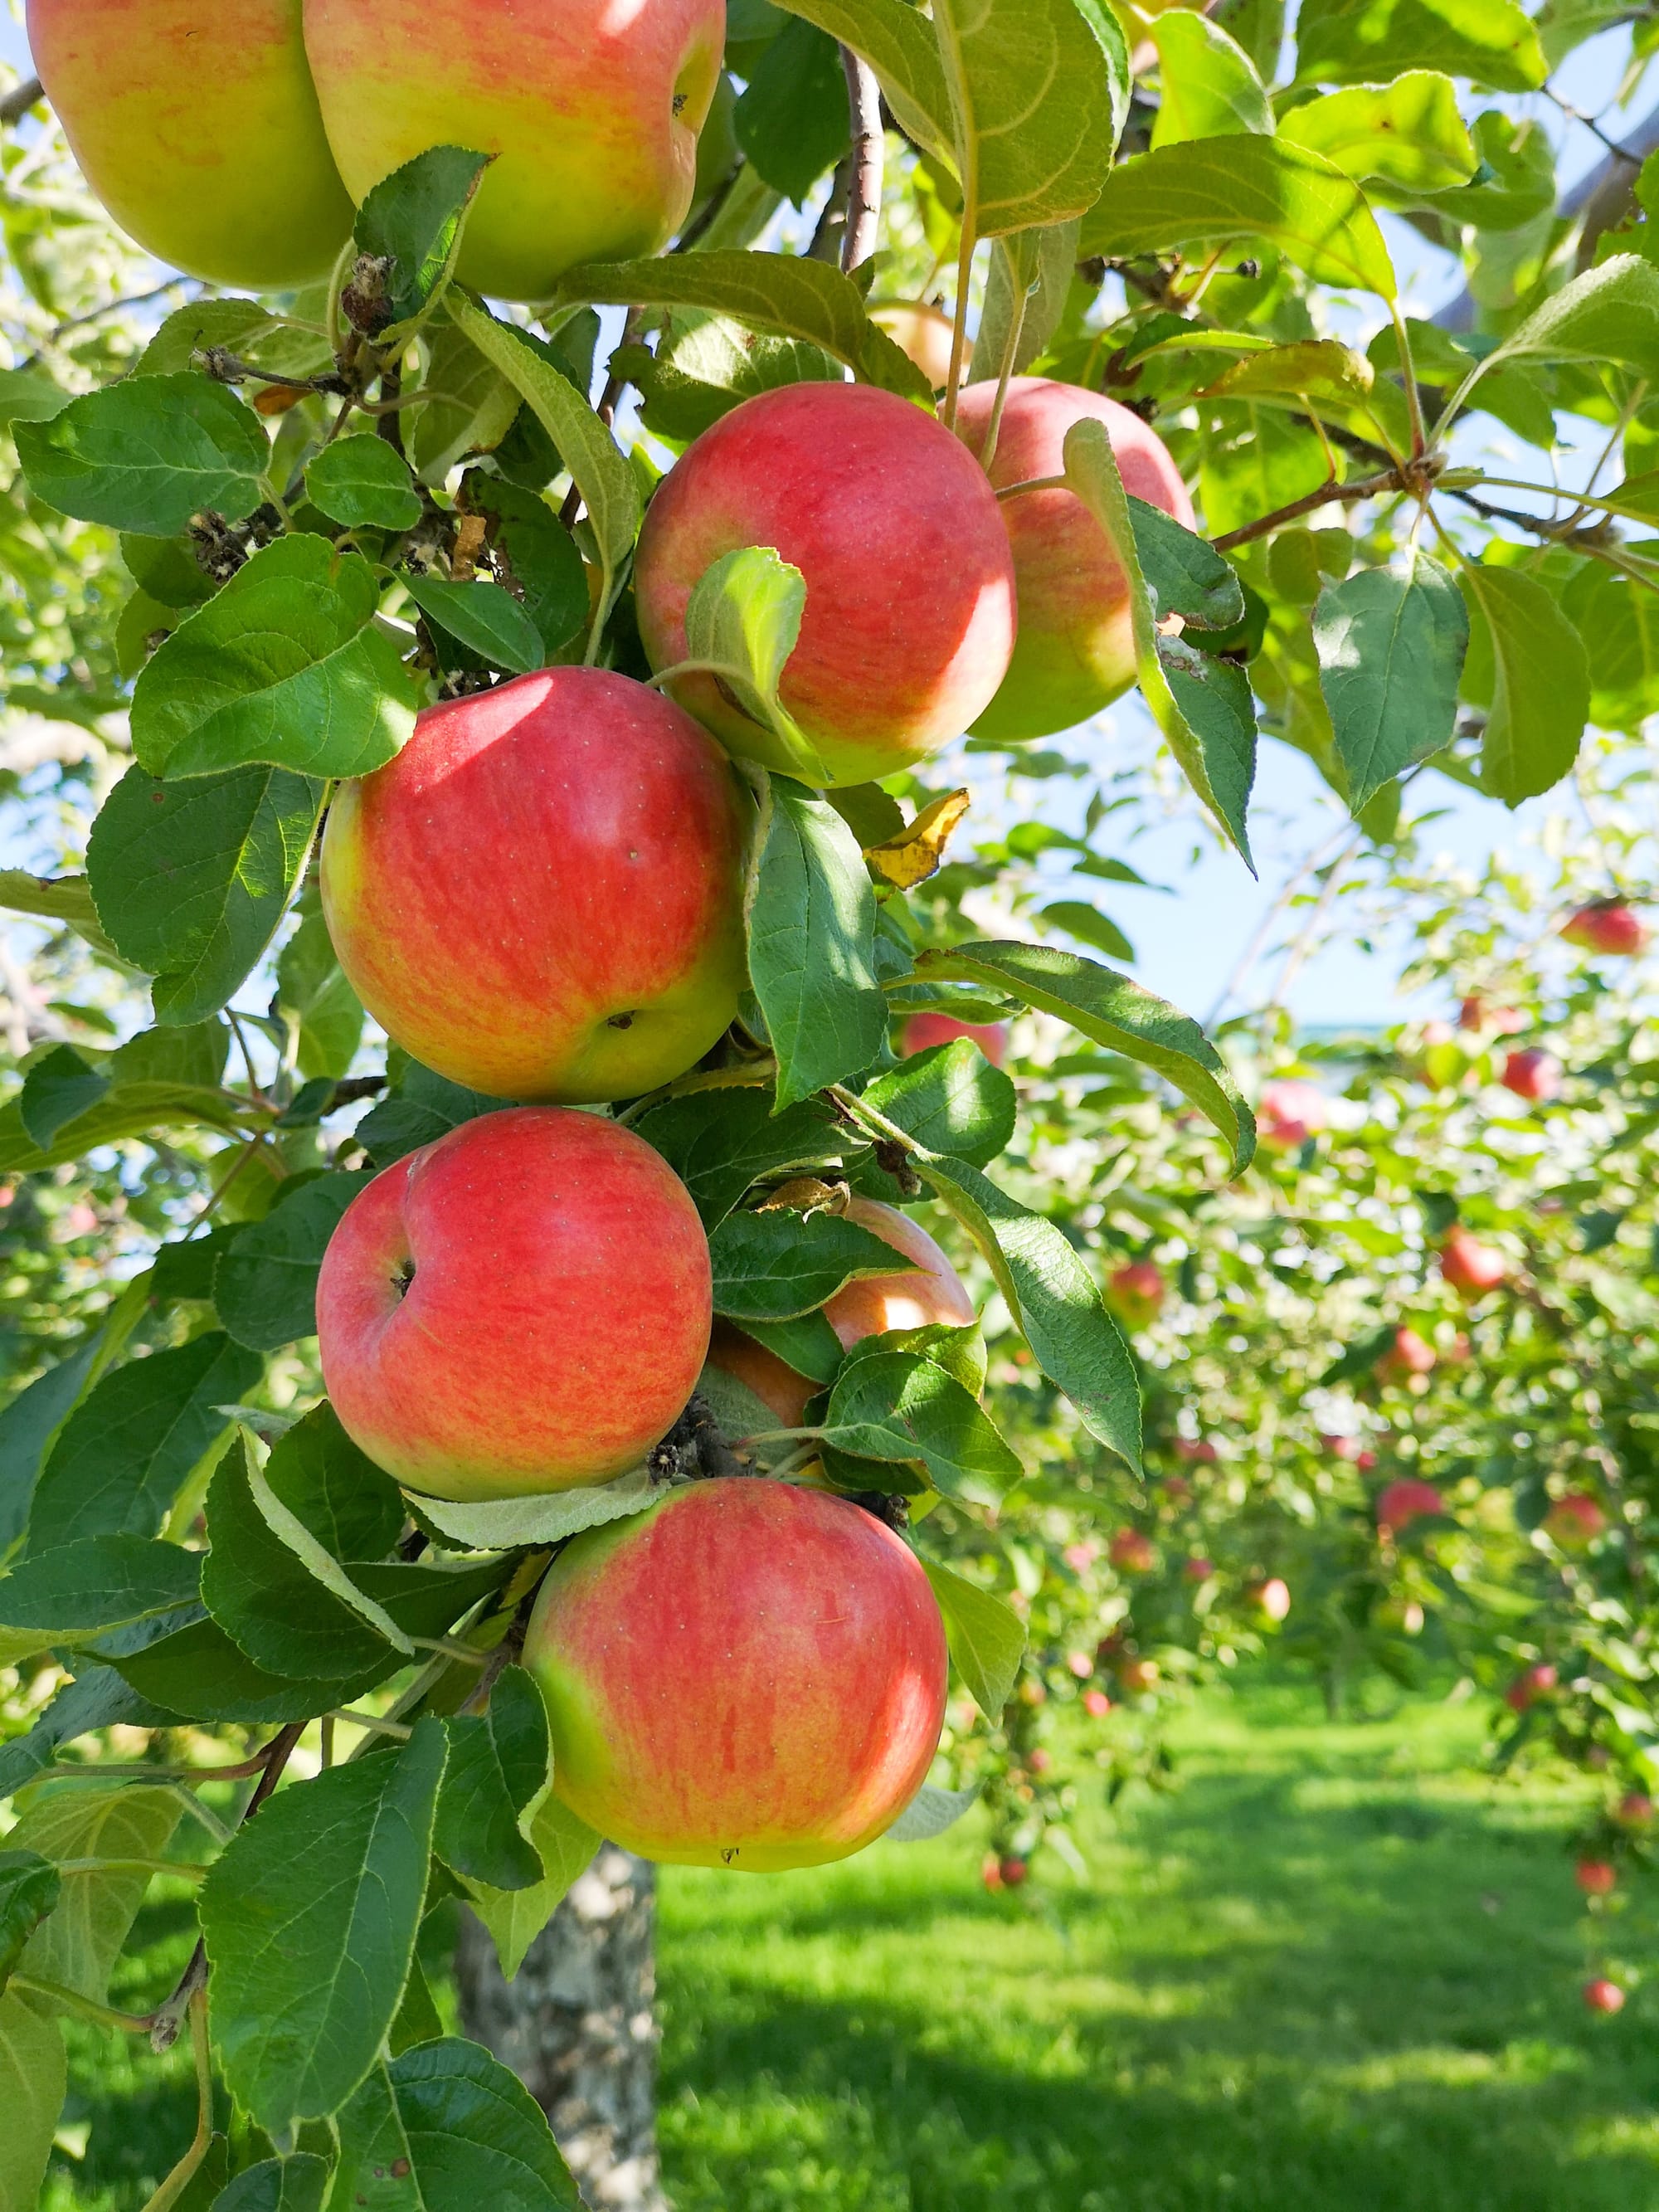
[4,0,1659,2200]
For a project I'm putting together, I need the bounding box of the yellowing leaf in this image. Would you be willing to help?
[865,789,971,889]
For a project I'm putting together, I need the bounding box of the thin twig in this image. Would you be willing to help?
[1212,466,1408,552]
[840,48,884,277]
[1,76,42,128]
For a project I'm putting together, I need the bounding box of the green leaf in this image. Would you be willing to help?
[675,546,827,781]
[884,1780,981,1840]
[0,1854,61,1995]
[11,1785,181,2000]
[461,1785,602,1980]
[0,1536,202,1665]
[354,146,492,330]
[737,1308,847,1386]
[912,938,1254,1172]
[1475,255,1659,386]
[412,1465,662,1553]
[132,536,421,782]
[920,1559,1027,1718]
[28,1333,262,1549]
[863,1039,1016,1168]
[474,481,589,659]
[260,1402,405,1562]
[825,1350,1021,1502]
[19,1045,108,1149]
[933,0,1128,236]
[0,870,122,963]
[1039,900,1136,963]
[0,1990,65,2211]
[214,1172,377,1352]
[1422,108,1554,231]
[746,777,888,1108]
[401,569,546,678]
[1082,137,1397,298]
[1197,339,1375,408]
[15,374,269,534]
[917,1154,1141,1469]
[767,0,955,164]
[276,909,364,1082]
[1294,0,1545,92]
[710,1207,916,1323]
[1128,499,1246,631]
[332,2039,581,2205]
[554,251,932,402]
[0,367,70,424]
[87,763,325,1026]
[357,1060,507,1167]
[1063,419,1256,864]
[970,221,1082,387]
[625,315,844,442]
[1315,548,1468,812]
[409,321,522,484]
[1280,74,1477,191]
[435,1667,550,1892]
[445,292,640,639]
[1150,10,1272,146]
[201,1722,447,2134]
[1460,562,1589,806]
[0,1287,152,1554]
[634,1087,844,1229]
[735,17,850,205]
[304,436,424,532]
[0,1667,178,1800]
[137,296,286,378]
[212,2153,330,2212]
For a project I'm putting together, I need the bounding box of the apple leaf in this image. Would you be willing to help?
[473,480,590,659]
[673,546,831,784]
[971,221,1081,388]
[767,0,954,164]
[0,1853,61,1996]
[746,777,888,1108]
[87,763,326,1027]
[399,569,546,678]
[0,1992,64,2212]
[1278,74,1477,192]
[625,314,844,441]
[709,1206,914,1324]
[920,1559,1027,1719]
[260,1402,406,1563]
[353,144,491,330]
[0,1666,178,1800]
[883,1781,982,1842]
[132,536,420,782]
[201,1723,447,2133]
[1472,254,1659,387]
[18,1045,108,1151]
[0,1536,202,1665]
[1316,548,1468,814]
[634,1086,846,1230]
[9,1784,182,2001]
[410,320,522,484]
[1150,10,1272,148]
[863,1040,1017,1169]
[356,1059,508,1167]
[1039,901,1136,964]
[0,1294,148,1557]
[213,1171,377,1352]
[212,2154,331,2212]
[1293,0,1545,93]
[434,1667,551,1893]
[14,373,270,534]
[331,2038,582,2203]
[275,909,364,1083]
[412,1467,663,1553]
[461,1795,603,1981]
[1460,563,1590,806]
[304,435,424,532]
[1127,499,1245,632]
[734,17,852,207]
[0,869,122,963]
[824,1350,1022,1503]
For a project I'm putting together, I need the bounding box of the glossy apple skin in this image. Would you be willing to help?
[1563,902,1648,956]
[901,1014,1009,1067]
[955,378,1194,745]
[28,0,352,286]
[869,302,961,392]
[316,1108,711,1500]
[320,669,750,1105]
[635,382,1017,786]
[708,1198,976,1419]
[302,0,723,301]
[1439,1228,1507,1295]
[523,1478,947,1869]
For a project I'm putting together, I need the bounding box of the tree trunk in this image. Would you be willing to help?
[455,1845,668,2212]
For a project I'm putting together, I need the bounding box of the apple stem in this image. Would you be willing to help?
[736,1427,828,1449]
[995,473,1069,503]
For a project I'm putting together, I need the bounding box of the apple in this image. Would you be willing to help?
[1375,1478,1443,1533]
[1175,1437,1219,1464]
[1377,1327,1436,1382]
[1458,996,1525,1034]
[302,0,725,301]
[523,1477,947,1869]
[1501,1047,1562,1103]
[1110,1528,1156,1574]
[1082,1689,1112,1717]
[1545,1493,1608,1548]
[869,301,962,392]
[1576,1857,1618,1896]
[1257,1079,1328,1151]
[1618,1791,1655,1825]
[1505,1663,1559,1713]
[1562,901,1649,957]
[900,1013,1009,1067]
[319,667,750,1106]
[317,1106,710,1500]
[1584,1977,1627,2015]
[1027,1748,1053,1776]
[1117,1657,1160,1695]
[1066,1650,1093,1678]
[1248,1576,1292,1623]
[1184,1556,1216,1583]
[954,378,1194,744]
[1107,1260,1165,1328]
[28,0,353,286]
[1438,1228,1507,1297]
[634,382,1017,786]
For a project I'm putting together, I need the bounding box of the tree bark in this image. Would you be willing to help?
[456,1846,669,2212]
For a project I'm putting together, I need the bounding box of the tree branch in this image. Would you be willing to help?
[840,48,884,277]
[1210,465,1411,552]
[1,76,42,129]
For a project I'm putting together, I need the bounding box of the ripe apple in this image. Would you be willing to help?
[1584,1977,1626,2014]
[1501,1047,1562,1103]
[28,0,353,286]
[900,1013,1010,1067]
[1110,1528,1156,1574]
[1576,1857,1618,1896]
[954,378,1194,744]
[1184,1556,1216,1583]
[523,1477,947,1869]
[1257,1079,1328,1151]
[1438,1228,1507,1297]
[999,1856,1031,1888]
[1248,1576,1292,1623]
[635,382,1016,786]
[320,667,750,1105]
[1545,1493,1608,1549]
[1377,1328,1436,1383]
[1082,1689,1112,1717]
[1376,1478,1443,1533]
[317,1107,710,1500]
[1505,1663,1559,1713]
[1175,1437,1219,1464]
[869,301,963,392]
[1618,1791,1655,1825]
[1458,996,1525,1034]
[1107,1260,1165,1328]
[1562,901,1649,957]
[302,0,725,300]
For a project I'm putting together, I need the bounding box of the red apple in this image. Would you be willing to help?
[1082,1689,1112,1717]
[1618,1791,1655,1825]
[1248,1576,1292,1623]
[998,1855,1030,1888]
[1576,1857,1618,1896]
[1562,902,1648,957]
[304,0,725,300]
[317,1107,710,1500]
[1377,1328,1437,1382]
[1438,1228,1508,1297]
[1184,1556,1216,1583]
[320,668,750,1105]
[1027,1748,1053,1776]
[1323,1432,1365,1462]
[523,1479,947,1869]
[1110,1528,1157,1574]
[635,382,1016,785]
[955,378,1194,743]
[1501,1048,1562,1103]
[1175,1437,1219,1464]
[869,301,963,392]
[900,1013,1009,1067]
[1107,1260,1165,1328]
[1376,1478,1443,1533]
[1458,996,1525,1034]
[1505,1663,1559,1713]
[1545,1493,1608,1549]
[1255,1079,1329,1152]
[1584,1977,1626,2014]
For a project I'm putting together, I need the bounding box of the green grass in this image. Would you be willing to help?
[45,1681,1657,2212]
